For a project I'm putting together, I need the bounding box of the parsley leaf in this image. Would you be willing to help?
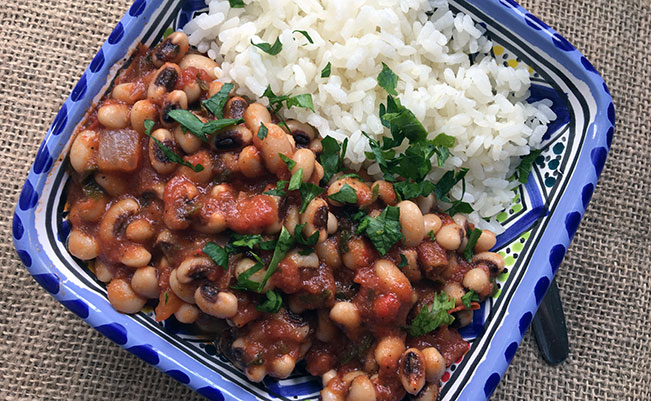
[320,136,347,184]
[257,227,294,291]
[231,233,263,249]
[434,169,469,203]
[393,181,435,201]
[377,62,398,96]
[279,153,297,170]
[202,242,229,270]
[428,230,436,241]
[398,254,408,268]
[262,85,314,112]
[257,290,283,313]
[321,62,331,78]
[263,180,288,197]
[257,122,268,140]
[167,109,243,140]
[251,37,283,55]
[461,290,481,310]
[292,30,313,44]
[407,292,456,337]
[431,133,456,167]
[464,228,483,261]
[294,223,319,246]
[285,93,314,111]
[144,120,204,172]
[229,0,245,7]
[358,205,403,255]
[328,183,358,204]
[232,262,265,292]
[202,83,234,118]
[514,149,542,184]
[445,200,474,216]
[288,168,303,190]
[299,183,326,213]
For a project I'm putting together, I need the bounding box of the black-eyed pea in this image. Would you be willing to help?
[148,63,181,100]
[475,230,497,252]
[315,236,341,268]
[97,103,130,129]
[67,229,98,260]
[131,266,159,299]
[309,161,324,185]
[130,99,159,134]
[300,197,328,243]
[168,268,196,304]
[111,82,145,104]
[456,309,474,328]
[69,130,99,174]
[317,308,338,342]
[152,31,189,66]
[223,96,249,120]
[213,124,253,149]
[423,214,442,238]
[269,354,296,379]
[258,123,294,176]
[422,347,446,383]
[107,278,147,314]
[374,259,411,294]
[397,201,425,247]
[321,388,344,401]
[436,223,463,250]
[245,365,267,383]
[322,369,337,387]
[463,268,490,294]
[97,198,139,242]
[176,256,215,284]
[174,303,200,324]
[74,196,108,223]
[291,149,316,183]
[285,119,316,147]
[309,138,322,154]
[374,336,406,372]
[413,383,439,401]
[327,212,338,235]
[183,79,202,104]
[125,219,155,243]
[245,103,272,141]
[119,245,152,268]
[160,90,188,128]
[237,145,265,178]
[347,374,376,401]
[442,281,465,307]
[173,125,202,154]
[148,128,178,175]
[399,348,426,395]
[416,193,436,214]
[472,252,506,274]
[179,54,219,79]
[329,301,361,331]
[177,150,213,185]
[373,180,398,206]
[194,284,238,319]
[400,249,421,282]
[283,204,300,234]
[94,259,113,283]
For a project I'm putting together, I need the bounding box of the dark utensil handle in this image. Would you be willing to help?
[532,278,569,365]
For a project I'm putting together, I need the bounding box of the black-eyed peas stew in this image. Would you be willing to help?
[66,32,504,401]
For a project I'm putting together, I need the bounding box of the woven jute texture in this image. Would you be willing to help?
[0,0,649,400]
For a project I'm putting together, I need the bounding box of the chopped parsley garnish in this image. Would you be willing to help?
[357,205,403,256]
[428,230,436,242]
[144,120,204,172]
[230,233,264,249]
[377,62,398,95]
[393,181,435,201]
[232,262,265,292]
[257,122,268,140]
[257,290,283,313]
[292,30,313,44]
[229,0,245,8]
[319,136,348,184]
[251,37,283,55]
[321,62,331,78]
[263,180,288,197]
[328,184,358,204]
[163,27,174,39]
[299,183,326,213]
[288,168,303,190]
[257,227,294,291]
[464,228,483,261]
[263,85,314,113]
[294,223,320,246]
[279,153,297,170]
[461,290,481,310]
[398,254,408,268]
[167,109,243,141]
[202,83,234,118]
[202,242,229,270]
[434,169,468,203]
[445,200,474,216]
[513,149,542,184]
[407,292,456,337]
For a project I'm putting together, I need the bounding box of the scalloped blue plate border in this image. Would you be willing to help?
[12,0,613,400]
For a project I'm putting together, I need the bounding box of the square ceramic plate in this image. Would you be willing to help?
[13,0,614,400]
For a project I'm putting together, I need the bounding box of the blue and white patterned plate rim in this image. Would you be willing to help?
[12,0,614,400]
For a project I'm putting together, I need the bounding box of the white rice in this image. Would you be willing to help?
[184,0,556,232]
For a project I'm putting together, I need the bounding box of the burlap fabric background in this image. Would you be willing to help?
[0,0,649,399]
